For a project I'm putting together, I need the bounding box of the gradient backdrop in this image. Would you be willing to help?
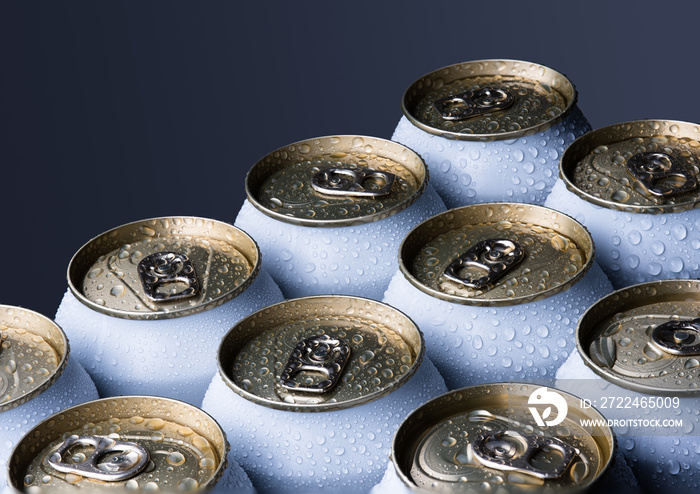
[1,0,698,316]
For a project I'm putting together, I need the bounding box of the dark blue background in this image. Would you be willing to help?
[1,0,697,316]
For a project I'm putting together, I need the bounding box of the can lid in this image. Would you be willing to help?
[561,119,700,214]
[578,279,700,396]
[401,59,577,141]
[245,135,428,227]
[68,217,261,320]
[399,203,594,306]
[217,296,424,412]
[0,305,69,414]
[392,383,614,491]
[8,395,229,490]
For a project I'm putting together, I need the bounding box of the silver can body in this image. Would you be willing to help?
[546,179,700,289]
[235,183,445,300]
[0,357,99,488]
[383,261,613,389]
[200,356,448,491]
[55,269,283,405]
[557,351,700,491]
[393,107,591,209]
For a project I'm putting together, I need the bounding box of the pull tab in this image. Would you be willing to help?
[650,318,700,356]
[138,251,200,302]
[311,168,396,198]
[626,152,697,197]
[434,87,515,121]
[472,430,577,480]
[280,335,351,394]
[48,435,150,482]
[444,239,525,289]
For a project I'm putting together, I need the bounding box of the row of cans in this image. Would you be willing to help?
[3,58,700,492]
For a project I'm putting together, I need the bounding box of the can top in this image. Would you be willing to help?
[68,216,261,320]
[401,59,577,141]
[0,305,68,414]
[399,203,594,306]
[392,383,614,492]
[578,279,700,396]
[218,296,424,412]
[8,395,229,491]
[561,119,700,214]
[245,135,428,227]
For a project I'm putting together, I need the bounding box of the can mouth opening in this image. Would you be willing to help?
[217,295,425,412]
[398,203,595,306]
[560,119,700,214]
[245,135,428,227]
[577,279,700,397]
[392,383,614,492]
[67,216,261,320]
[401,59,577,141]
[7,395,229,491]
[0,305,69,414]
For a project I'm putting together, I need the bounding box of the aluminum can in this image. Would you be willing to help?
[0,305,99,490]
[55,216,284,405]
[200,296,448,491]
[556,279,700,491]
[545,119,700,289]
[372,383,631,493]
[393,59,591,209]
[235,135,446,300]
[6,395,252,491]
[383,203,613,390]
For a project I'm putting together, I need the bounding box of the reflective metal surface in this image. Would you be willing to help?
[402,59,577,140]
[578,279,700,395]
[245,135,428,226]
[218,295,424,412]
[68,216,261,320]
[561,119,700,213]
[0,305,68,414]
[8,396,229,491]
[399,203,594,306]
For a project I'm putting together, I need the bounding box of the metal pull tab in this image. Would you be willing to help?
[650,318,700,356]
[48,435,150,482]
[444,239,525,289]
[626,152,697,197]
[472,430,577,480]
[280,335,351,394]
[434,87,515,121]
[311,167,396,198]
[138,251,200,302]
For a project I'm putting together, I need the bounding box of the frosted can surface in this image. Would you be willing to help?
[546,119,700,289]
[383,203,613,389]
[393,59,591,208]
[0,305,98,489]
[556,279,700,491]
[55,216,283,404]
[6,395,252,491]
[235,134,446,300]
[384,384,616,492]
[201,295,448,491]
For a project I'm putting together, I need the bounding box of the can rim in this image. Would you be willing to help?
[67,216,262,320]
[0,305,70,414]
[560,118,700,214]
[576,278,700,397]
[244,134,429,227]
[391,383,615,492]
[398,203,595,306]
[401,59,578,141]
[216,295,426,412]
[6,394,230,490]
